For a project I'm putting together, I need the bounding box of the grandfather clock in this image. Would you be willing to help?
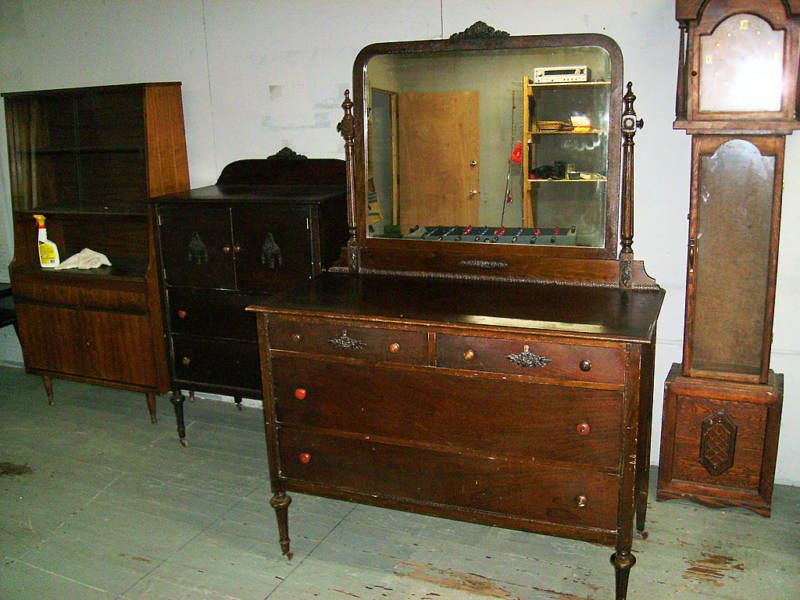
[657,0,800,516]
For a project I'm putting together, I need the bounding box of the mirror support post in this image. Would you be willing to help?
[339,90,359,272]
[620,82,644,287]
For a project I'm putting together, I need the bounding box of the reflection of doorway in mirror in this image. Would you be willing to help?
[397,91,480,234]
[369,88,398,236]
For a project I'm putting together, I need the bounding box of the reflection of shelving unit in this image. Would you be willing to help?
[3,82,189,420]
[522,76,610,247]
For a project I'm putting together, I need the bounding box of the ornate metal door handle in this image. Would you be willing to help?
[506,344,551,368]
[328,330,366,350]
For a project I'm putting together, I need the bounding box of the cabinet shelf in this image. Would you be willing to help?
[23,146,144,155]
[528,81,610,88]
[529,176,607,183]
[530,129,605,136]
[14,258,149,283]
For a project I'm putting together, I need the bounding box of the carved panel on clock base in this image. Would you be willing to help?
[657,363,783,517]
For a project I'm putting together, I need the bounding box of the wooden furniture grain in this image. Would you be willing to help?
[657,0,798,516]
[2,83,189,420]
[151,149,347,445]
[251,23,663,600]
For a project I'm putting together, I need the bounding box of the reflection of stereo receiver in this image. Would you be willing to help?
[533,65,590,84]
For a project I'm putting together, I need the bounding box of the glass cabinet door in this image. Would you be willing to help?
[687,137,779,380]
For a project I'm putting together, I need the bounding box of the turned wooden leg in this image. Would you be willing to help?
[145,392,157,424]
[270,492,293,560]
[234,395,243,411]
[188,390,195,402]
[611,551,636,600]
[42,375,54,405]
[170,390,187,447]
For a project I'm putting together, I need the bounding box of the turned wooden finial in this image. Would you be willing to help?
[619,82,643,287]
[339,90,359,272]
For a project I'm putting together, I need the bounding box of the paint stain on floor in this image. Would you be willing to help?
[0,462,33,476]
[682,553,744,587]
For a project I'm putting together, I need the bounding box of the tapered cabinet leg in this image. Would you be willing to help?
[42,375,54,405]
[145,392,158,424]
[170,390,187,447]
[234,395,243,411]
[611,551,636,600]
[270,492,293,560]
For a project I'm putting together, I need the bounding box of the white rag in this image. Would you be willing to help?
[54,248,112,270]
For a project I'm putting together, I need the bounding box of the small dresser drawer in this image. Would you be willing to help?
[279,428,619,531]
[272,355,623,469]
[168,289,259,341]
[268,315,427,365]
[437,333,625,384]
[172,335,261,392]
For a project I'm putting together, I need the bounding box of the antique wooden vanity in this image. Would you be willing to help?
[250,24,664,599]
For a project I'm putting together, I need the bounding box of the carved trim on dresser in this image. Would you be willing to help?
[505,345,552,368]
[449,21,510,40]
[328,330,367,350]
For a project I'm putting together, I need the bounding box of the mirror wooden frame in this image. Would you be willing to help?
[338,27,656,288]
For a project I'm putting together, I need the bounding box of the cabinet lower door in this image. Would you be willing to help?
[16,303,84,376]
[231,206,313,292]
[16,303,156,387]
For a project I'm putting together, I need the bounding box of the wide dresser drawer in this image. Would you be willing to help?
[437,333,625,384]
[272,355,623,469]
[278,427,619,532]
[268,315,427,365]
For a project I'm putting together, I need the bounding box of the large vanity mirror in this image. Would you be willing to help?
[361,35,622,251]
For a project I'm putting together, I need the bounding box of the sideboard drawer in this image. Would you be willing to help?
[168,289,258,341]
[272,355,623,469]
[268,315,427,365]
[278,427,619,531]
[437,333,625,384]
[172,335,261,392]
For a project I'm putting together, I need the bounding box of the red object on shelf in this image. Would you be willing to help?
[294,388,307,400]
[510,142,523,164]
[496,227,506,236]
[463,225,472,235]
[299,452,312,464]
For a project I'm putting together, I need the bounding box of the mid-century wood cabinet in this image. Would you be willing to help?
[657,0,799,516]
[152,152,347,445]
[3,82,189,420]
[250,24,663,600]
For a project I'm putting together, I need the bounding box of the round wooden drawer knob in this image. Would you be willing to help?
[177,309,187,319]
[292,333,302,344]
[577,422,591,436]
[463,349,475,361]
[181,356,191,366]
[299,452,312,464]
[579,359,592,372]
[576,495,588,508]
[388,342,400,354]
[294,388,307,400]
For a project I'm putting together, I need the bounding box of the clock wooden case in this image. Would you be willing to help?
[657,0,799,516]
[249,23,664,600]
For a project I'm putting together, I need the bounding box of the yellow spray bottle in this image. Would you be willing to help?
[33,214,60,268]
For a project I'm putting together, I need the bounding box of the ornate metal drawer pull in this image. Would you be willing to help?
[328,329,366,350]
[506,344,551,368]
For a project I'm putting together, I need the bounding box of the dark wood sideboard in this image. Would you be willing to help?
[151,150,347,445]
[250,25,664,599]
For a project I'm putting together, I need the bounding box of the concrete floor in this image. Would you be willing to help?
[1,365,798,600]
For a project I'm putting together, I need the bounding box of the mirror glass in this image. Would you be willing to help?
[365,45,612,247]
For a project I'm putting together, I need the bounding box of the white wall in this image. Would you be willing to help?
[0,0,797,485]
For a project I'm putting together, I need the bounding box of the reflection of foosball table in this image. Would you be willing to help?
[406,225,577,245]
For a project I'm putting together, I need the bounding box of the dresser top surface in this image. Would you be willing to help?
[249,273,664,343]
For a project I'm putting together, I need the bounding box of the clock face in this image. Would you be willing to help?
[699,13,785,113]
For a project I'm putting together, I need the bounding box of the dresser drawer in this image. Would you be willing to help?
[272,355,622,469]
[172,335,261,393]
[437,333,625,384]
[168,289,259,341]
[278,427,619,531]
[268,315,427,365]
